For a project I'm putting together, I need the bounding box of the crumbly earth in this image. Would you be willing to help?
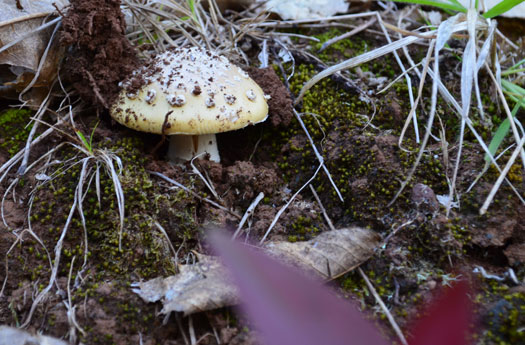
[0,5,524,345]
[60,0,139,109]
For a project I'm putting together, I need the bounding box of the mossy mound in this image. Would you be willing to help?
[0,108,33,157]
[7,133,199,343]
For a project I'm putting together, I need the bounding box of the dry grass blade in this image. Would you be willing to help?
[232,192,264,240]
[134,228,380,315]
[150,171,241,219]
[293,13,470,105]
[389,13,464,206]
[259,163,323,244]
[481,134,525,214]
[294,109,343,202]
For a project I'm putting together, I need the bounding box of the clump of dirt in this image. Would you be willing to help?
[248,66,293,127]
[60,0,139,109]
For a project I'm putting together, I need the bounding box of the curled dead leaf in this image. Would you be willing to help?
[0,0,67,100]
[132,255,239,315]
[263,227,381,279]
[133,227,380,315]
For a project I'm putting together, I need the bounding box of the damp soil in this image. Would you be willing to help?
[60,0,139,110]
[0,2,524,345]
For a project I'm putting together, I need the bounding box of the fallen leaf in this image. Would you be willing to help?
[133,227,380,314]
[0,0,67,98]
[0,325,68,345]
[210,231,391,345]
[263,227,381,279]
[132,254,239,315]
[408,280,474,345]
[212,232,474,345]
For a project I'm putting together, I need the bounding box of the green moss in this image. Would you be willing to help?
[0,108,33,157]
[15,132,200,343]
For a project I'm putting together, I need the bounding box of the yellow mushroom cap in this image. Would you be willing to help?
[110,47,269,135]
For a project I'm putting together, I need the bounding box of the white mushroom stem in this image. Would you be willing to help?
[167,134,221,162]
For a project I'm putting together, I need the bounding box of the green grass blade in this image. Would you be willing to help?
[483,0,525,18]
[388,0,467,12]
[89,121,99,153]
[76,130,92,155]
[485,81,525,163]
[485,118,511,163]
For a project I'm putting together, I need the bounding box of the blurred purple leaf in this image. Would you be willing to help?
[408,279,473,345]
[210,231,391,345]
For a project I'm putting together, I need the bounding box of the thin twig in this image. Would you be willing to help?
[191,154,220,200]
[309,185,335,231]
[260,163,323,244]
[480,134,525,214]
[150,171,241,219]
[154,221,179,262]
[319,17,377,52]
[358,267,408,345]
[294,109,344,202]
[232,192,264,240]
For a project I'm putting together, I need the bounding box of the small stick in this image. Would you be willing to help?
[188,315,197,345]
[319,17,377,52]
[154,221,179,261]
[191,154,220,201]
[358,267,408,345]
[150,171,241,219]
[294,109,344,202]
[260,164,323,244]
[309,185,335,231]
[480,134,525,215]
[232,192,264,240]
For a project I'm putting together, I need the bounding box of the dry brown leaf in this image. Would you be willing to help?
[0,325,68,345]
[133,227,380,315]
[132,255,239,315]
[0,0,67,98]
[263,227,381,279]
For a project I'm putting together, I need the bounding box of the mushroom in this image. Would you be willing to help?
[110,47,268,162]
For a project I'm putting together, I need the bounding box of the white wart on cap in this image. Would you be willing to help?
[110,47,269,162]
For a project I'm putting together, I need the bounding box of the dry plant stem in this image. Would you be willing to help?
[19,20,61,100]
[232,192,264,240]
[259,163,323,244]
[150,171,241,219]
[294,109,344,202]
[309,185,335,232]
[395,30,524,206]
[0,230,27,297]
[358,267,408,345]
[21,177,80,327]
[396,8,421,143]
[382,219,415,246]
[253,12,378,28]
[65,256,86,343]
[189,315,197,345]
[387,32,441,207]
[310,184,408,345]
[17,92,52,175]
[480,134,525,214]
[154,221,178,262]
[0,112,71,184]
[319,17,377,52]
[191,154,220,200]
[1,143,64,228]
[294,18,472,105]
[397,40,435,152]
[176,314,191,345]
